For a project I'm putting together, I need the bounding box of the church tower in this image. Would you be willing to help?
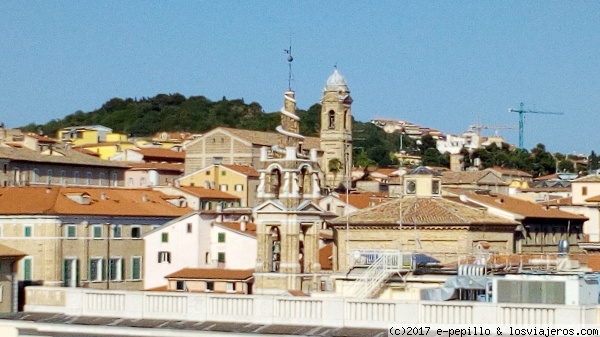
[253,86,324,295]
[320,68,353,189]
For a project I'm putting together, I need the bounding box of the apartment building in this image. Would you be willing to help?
[0,186,190,291]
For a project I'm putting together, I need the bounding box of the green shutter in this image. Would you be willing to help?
[161,233,168,243]
[132,257,141,280]
[63,259,70,287]
[23,259,32,281]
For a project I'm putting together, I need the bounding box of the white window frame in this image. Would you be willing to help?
[235,184,244,192]
[66,225,77,238]
[32,168,39,183]
[99,172,106,186]
[112,225,122,239]
[219,184,228,191]
[109,257,123,281]
[92,225,103,239]
[110,172,118,187]
[89,257,104,282]
[73,171,80,185]
[23,224,33,237]
[131,225,142,239]
[86,172,93,185]
[46,169,53,184]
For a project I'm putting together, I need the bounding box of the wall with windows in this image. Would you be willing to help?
[1,161,126,187]
[59,217,171,291]
[143,213,216,290]
[211,224,256,270]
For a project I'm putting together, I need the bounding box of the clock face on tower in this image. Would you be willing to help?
[406,180,416,194]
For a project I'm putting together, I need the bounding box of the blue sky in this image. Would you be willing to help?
[1,2,598,154]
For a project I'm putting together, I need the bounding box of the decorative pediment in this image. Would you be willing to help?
[253,200,286,213]
[297,200,324,213]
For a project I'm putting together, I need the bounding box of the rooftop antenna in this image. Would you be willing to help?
[284,39,293,91]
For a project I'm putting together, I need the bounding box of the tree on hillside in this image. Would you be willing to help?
[531,143,556,177]
[557,159,575,173]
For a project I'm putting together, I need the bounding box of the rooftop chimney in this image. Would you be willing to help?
[240,216,247,232]
[100,192,107,201]
[142,193,148,202]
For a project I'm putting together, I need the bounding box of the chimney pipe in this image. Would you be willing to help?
[240,216,247,232]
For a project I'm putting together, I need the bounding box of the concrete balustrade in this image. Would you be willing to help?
[24,287,600,329]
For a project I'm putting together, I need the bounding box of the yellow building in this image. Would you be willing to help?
[178,164,260,207]
[74,141,136,160]
[58,125,132,159]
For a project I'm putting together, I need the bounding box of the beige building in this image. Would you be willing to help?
[328,167,519,271]
[178,163,260,207]
[0,186,190,291]
[184,127,321,175]
[0,146,128,188]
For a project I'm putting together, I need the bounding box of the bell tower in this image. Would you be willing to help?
[253,52,324,295]
[320,68,353,189]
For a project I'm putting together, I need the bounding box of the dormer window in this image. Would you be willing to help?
[432,180,440,195]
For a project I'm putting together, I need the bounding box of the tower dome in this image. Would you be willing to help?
[325,69,348,91]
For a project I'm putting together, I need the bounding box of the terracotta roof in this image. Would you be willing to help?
[534,173,558,181]
[441,171,505,185]
[517,187,571,193]
[218,127,321,150]
[491,166,533,178]
[26,133,58,143]
[340,193,391,209]
[546,196,574,206]
[127,162,184,172]
[178,186,240,200]
[585,195,600,203]
[215,221,257,237]
[320,243,333,270]
[0,186,190,217]
[465,193,587,220]
[373,168,398,176]
[0,244,26,258]
[574,175,600,183]
[132,148,186,161]
[72,148,100,157]
[329,196,517,227]
[222,164,260,178]
[0,146,125,167]
[165,268,254,281]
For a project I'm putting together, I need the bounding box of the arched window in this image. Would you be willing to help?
[328,110,335,129]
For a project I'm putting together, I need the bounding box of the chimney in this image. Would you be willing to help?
[46,187,52,193]
[100,192,107,201]
[240,216,247,232]
[142,193,148,202]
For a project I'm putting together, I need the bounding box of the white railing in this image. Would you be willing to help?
[348,250,410,298]
[24,286,600,328]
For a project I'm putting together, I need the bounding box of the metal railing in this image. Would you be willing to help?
[348,250,411,298]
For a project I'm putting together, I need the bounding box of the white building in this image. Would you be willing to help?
[143,211,257,290]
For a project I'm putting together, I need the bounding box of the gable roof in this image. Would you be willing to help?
[213,127,321,150]
[441,170,506,185]
[165,268,254,281]
[490,166,533,178]
[131,148,186,161]
[177,186,240,200]
[0,186,190,217]
[574,175,600,183]
[222,164,260,178]
[465,192,587,220]
[329,196,516,227]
